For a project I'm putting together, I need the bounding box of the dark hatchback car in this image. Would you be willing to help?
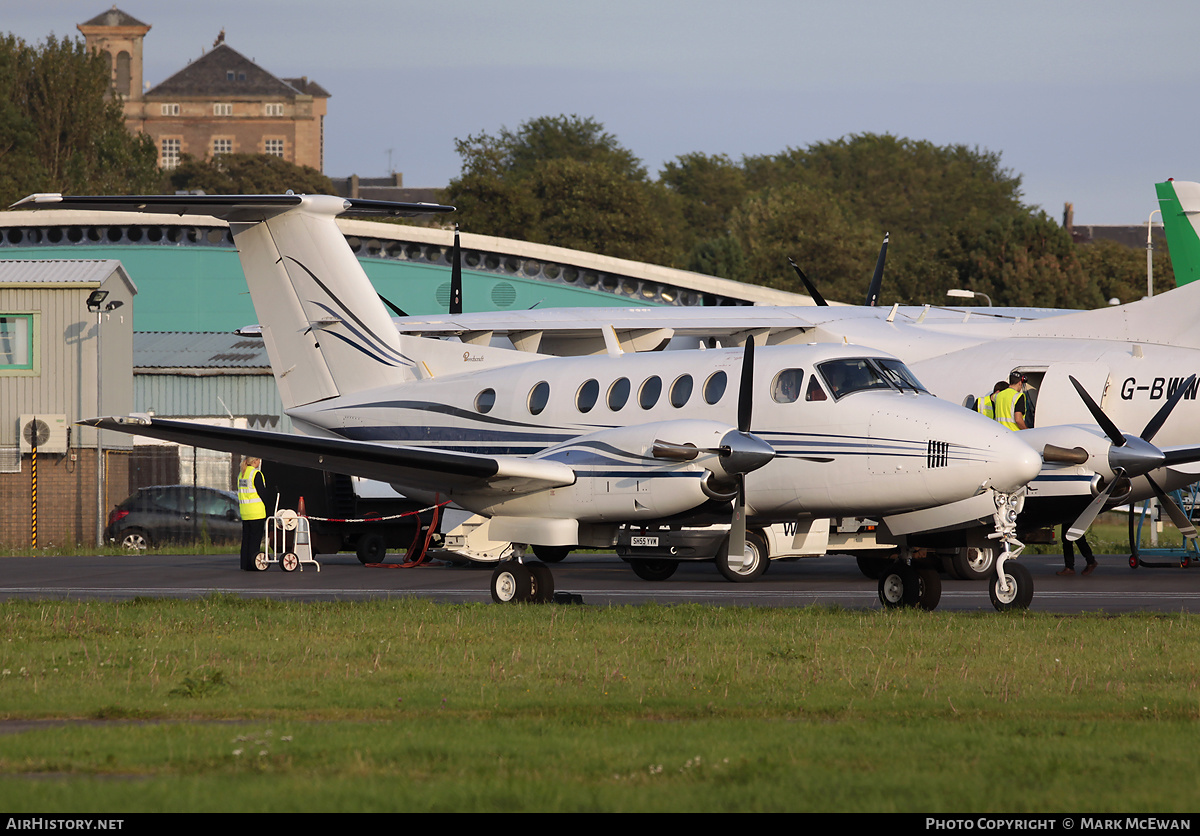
[106,486,241,549]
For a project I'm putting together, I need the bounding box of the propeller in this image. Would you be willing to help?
[1064,374,1200,541]
[865,233,889,307]
[787,257,829,306]
[650,336,775,545]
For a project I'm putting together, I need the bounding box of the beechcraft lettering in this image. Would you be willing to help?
[1120,376,1200,401]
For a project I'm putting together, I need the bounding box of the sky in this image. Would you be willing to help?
[7,0,1199,225]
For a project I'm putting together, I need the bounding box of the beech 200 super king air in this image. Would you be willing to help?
[13,193,1047,608]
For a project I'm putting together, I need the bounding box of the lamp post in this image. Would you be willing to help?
[1147,209,1162,299]
[86,290,124,546]
[946,288,993,307]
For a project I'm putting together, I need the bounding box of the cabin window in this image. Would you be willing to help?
[607,377,630,411]
[771,369,804,404]
[669,374,693,408]
[703,371,727,405]
[805,375,827,402]
[528,381,550,415]
[475,388,496,414]
[576,379,599,413]
[639,376,662,409]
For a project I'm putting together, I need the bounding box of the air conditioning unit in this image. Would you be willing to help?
[19,414,68,454]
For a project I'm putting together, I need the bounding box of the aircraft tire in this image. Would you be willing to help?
[491,561,533,603]
[989,562,1034,611]
[629,559,678,582]
[532,545,571,563]
[878,562,921,609]
[916,568,942,611]
[356,534,387,565]
[527,562,555,603]
[715,531,769,583]
[951,547,995,581]
[855,554,889,580]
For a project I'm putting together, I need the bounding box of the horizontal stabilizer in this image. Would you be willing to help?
[81,417,574,495]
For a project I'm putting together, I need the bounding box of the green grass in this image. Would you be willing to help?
[1,597,1198,812]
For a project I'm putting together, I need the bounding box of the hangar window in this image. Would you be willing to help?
[0,314,36,375]
[528,381,550,416]
[607,378,630,411]
[669,374,693,408]
[703,371,727,405]
[639,376,662,409]
[576,379,599,413]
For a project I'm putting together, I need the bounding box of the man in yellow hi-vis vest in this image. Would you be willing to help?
[238,456,267,571]
[993,373,1029,431]
[976,381,1006,420]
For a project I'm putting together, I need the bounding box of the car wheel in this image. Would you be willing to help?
[120,530,150,550]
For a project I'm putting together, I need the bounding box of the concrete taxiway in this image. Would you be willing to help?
[1,552,1198,613]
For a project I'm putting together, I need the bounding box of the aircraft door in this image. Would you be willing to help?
[1032,364,1111,428]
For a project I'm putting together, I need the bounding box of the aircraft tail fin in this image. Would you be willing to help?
[1156,180,1200,288]
[12,193,456,409]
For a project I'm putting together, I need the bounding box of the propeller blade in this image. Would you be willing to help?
[1140,374,1196,443]
[787,257,828,307]
[865,233,888,307]
[449,223,463,315]
[378,293,408,317]
[1066,480,1115,541]
[1068,375,1125,447]
[730,474,747,555]
[1145,474,1198,540]
[738,335,755,434]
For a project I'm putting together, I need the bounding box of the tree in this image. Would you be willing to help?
[167,153,334,195]
[1075,237,1173,305]
[0,33,158,207]
[446,114,671,261]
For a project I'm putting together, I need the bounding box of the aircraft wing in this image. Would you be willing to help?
[82,417,574,495]
[10,193,455,220]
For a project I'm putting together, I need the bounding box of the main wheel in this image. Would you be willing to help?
[715,531,769,582]
[878,563,921,609]
[916,568,942,611]
[532,545,571,563]
[989,561,1034,611]
[856,554,889,580]
[527,562,555,603]
[951,547,995,581]
[120,529,150,550]
[491,562,533,603]
[280,552,299,572]
[356,533,387,565]
[629,559,678,581]
[253,552,269,571]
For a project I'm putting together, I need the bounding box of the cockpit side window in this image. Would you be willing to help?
[805,375,827,401]
[818,359,891,399]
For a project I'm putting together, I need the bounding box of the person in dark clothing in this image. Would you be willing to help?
[1057,523,1097,575]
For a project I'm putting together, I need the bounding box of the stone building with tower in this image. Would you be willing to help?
[77,7,330,172]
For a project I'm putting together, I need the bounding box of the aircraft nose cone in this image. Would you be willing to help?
[993,433,1043,493]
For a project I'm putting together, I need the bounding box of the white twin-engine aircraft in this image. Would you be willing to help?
[16,193,1047,607]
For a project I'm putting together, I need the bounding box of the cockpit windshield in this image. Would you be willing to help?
[817,358,929,399]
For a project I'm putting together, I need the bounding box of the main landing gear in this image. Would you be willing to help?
[490,559,556,604]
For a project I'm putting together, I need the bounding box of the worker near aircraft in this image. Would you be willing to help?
[238,456,267,571]
[976,380,1006,420]
[994,373,1029,430]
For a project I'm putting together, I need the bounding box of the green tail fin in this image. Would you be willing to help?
[1156,180,1200,287]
